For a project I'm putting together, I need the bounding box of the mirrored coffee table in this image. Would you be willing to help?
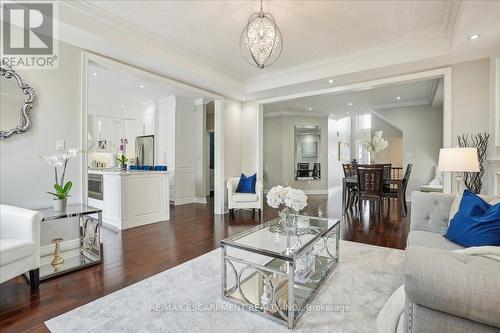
[221,215,340,328]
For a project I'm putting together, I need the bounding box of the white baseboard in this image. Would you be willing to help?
[303,189,329,195]
[193,196,208,204]
[174,197,195,205]
[264,189,328,195]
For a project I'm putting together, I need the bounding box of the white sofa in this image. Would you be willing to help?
[0,204,43,289]
[227,177,263,216]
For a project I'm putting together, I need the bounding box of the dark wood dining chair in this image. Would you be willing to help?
[356,164,385,218]
[312,163,321,179]
[384,163,413,215]
[381,163,392,191]
[297,163,310,177]
[342,163,358,211]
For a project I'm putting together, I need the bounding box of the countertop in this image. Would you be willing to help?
[88,168,171,176]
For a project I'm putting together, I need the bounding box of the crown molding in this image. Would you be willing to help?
[372,98,431,111]
[443,0,463,43]
[263,110,329,118]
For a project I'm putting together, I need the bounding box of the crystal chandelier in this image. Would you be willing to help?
[240,0,283,69]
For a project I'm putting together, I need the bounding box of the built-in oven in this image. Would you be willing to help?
[88,173,103,200]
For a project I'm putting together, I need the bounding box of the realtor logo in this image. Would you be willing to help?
[1,1,58,68]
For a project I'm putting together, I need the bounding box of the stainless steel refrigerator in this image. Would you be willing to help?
[135,135,154,166]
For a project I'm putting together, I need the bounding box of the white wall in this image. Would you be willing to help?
[241,102,259,174]
[0,41,82,209]
[155,95,176,167]
[263,115,329,193]
[173,95,196,205]
[0,41,82,247]
[263,117,283,189]
[328,117,351,191]
[452,58,492,194]
[373,105,443,196]
[223,99,242,207]
[371,114,403,166]
[193,100,207,201]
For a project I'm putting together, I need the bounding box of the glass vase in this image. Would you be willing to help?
[279,207,297,233]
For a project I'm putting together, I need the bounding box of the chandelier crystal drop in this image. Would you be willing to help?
[240,0,283,69]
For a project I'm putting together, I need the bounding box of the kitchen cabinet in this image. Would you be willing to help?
[110,118,124,148]
[88,170,170,230]
[141,113,155,136]
[95,115,108,140]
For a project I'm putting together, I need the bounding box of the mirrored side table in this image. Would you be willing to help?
[33,205,103,281]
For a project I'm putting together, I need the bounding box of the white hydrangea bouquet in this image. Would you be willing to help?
[267,185,308,229]
[361,130,388,162]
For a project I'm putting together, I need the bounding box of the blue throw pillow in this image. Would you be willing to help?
[235,173,257,194]
[444,190,500,247]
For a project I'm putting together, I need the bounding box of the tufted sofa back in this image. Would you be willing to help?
[410,191,456,235]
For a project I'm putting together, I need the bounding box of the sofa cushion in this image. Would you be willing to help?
[0,239,36,266]
[445,190,500,247]
[235,173,256,194]
[232,193,259,203]
[407,231,464,251]
[405,246,500,328]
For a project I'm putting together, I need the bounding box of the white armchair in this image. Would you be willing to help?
[0,204,43,289]
[227,177,263,217]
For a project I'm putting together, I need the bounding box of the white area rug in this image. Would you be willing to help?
[45,241,404,333]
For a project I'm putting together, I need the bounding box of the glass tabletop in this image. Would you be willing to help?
[38,205,101,221]
[221,215,339,259]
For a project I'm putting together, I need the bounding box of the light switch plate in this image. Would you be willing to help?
[56,139,65,150]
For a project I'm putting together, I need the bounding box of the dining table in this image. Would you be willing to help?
[342,175,405,216]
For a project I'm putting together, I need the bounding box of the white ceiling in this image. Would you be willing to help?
[263,78,442,119]
[86,0,454,79]
[59,1,500,99]
[88,61,204,110]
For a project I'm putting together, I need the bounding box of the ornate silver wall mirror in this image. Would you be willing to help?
[0,65,35,140]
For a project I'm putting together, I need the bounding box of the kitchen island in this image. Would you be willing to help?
[88,170,170,230]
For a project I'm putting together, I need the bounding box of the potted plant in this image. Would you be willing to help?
[117,138,128,170]
[361,130,389,163]
[41,148,79,211]
[117,154,128,170]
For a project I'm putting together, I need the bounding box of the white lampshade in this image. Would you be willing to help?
[437,148,480,172]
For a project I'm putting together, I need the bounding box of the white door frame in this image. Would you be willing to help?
[253,67,453,193]
[81,51,226,215]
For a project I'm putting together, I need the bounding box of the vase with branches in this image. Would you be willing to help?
[457,133,489,193]
[41,148,79,211]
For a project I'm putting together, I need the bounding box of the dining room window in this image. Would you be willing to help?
[357,114,371,130]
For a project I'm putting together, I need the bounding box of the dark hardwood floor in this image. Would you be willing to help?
[0,190,409,333]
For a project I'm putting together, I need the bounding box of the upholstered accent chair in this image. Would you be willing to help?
[0,204,43,289]
[227,177,263,217]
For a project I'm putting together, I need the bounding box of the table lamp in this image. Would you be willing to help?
[437,147,480,193]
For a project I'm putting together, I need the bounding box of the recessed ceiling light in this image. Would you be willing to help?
[328,79,334,84]
[348,102,353,106]
[468,34,480,40]
[139,84,144,88]
[242,97,247,100]
[308,107,313,111]
[93,72,99,77]
[121,105,125,108]
[396,96,401,100]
